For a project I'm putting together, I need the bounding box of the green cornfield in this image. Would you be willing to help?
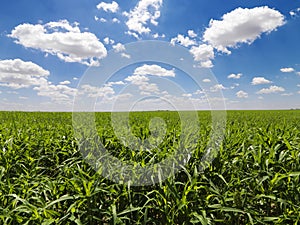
[0,110,299,224]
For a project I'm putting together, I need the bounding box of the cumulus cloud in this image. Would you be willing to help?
[34,83,77,102]
[99,17,107,23]
[112,18,120,23]
[188,30,197,38]
[112,43,126,52]
[194,89,205,95]
[210,84,226,92]
[103,37,115,45]
[182,93,192,97]
[59,80,71,85]
[236,90,248,98]
[203,6,285,54]
[120,53,131,59]
[9,20,107,66]
[0,58,49,77]
[228,73,242,79]
[125,75,159,93]
[123,64,174,94]
[96,1,119,13]
[189,44,214,68]
[153,33,165,39]
[256,85,285,94]
[251,77,272,85]
[125,74,149,85]
[0,59,49,89]
[133,64,175,77]
[0,76,47,89]
[0,59,77,103]
[202,78,211,83]
[123,0,163,36]
[200,60,213,68]
[170,34,196,47]
[81,84,115,98]
[290,8,300,17]
[281,93,293,96]
[112,43,131,58]
[106,81,126,86]
[280,67,294,73]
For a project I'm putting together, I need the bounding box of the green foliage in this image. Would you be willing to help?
[0,110,299,224]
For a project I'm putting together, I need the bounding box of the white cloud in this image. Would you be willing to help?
[112,43,126,52]
[0,59,49,89]
[112,18,120,23]
[182,93,192,97]
[202,78,211,83]
[290,11,296,17]
[123,0,163,35]
[125,74,149,85]
[124,65,172,94]
[112,43,131,58]
[200,60,213,68]
[0,58,49,77]
[0,59,77,104]
[9,20,107,66]
[189,44,214,68]
[251,77,272,85]
[203,6,285,54]
[106,81,126,86]
[125,75,159,93]
[19,96,28,100]
[100,18,107,23]
[134,64,175,77]
[188,30,197,38]
[153,33,165,39]
[194,89,205,95]
[256,85,285,94]
[96,1,119,13]
[228,73,242,79]
[59,80,71,85]
[33,83,77,103]
[281,93,293,96]
[140,91,151,96]
[141,83,159,93]
[236,90,248,98]
[297,72,300,76]
[121,53,131,59]
[290,8,300,17]
[103,37,115,45]
[125,31,140,39]
[210,84,226,92]
[81,84,115,98]
[230,83,240,89]
[73,77,78,80]
[280,67,294,73]
[170,34,196,47]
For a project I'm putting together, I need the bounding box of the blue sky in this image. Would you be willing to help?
[0,0,300,111]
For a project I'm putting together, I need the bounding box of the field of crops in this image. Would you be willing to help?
[0,110,299,224]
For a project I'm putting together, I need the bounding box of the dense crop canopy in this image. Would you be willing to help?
[0,110,299,224]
